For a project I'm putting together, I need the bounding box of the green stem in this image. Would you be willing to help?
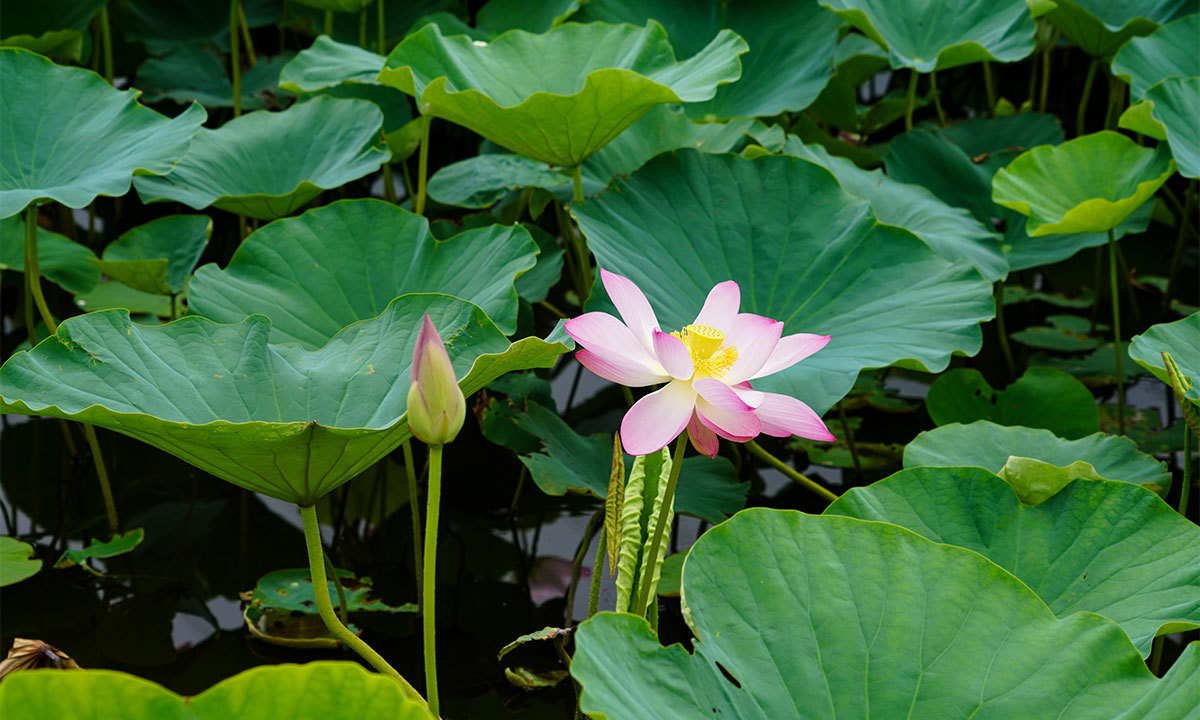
[24,206,56,340]
[383,164,397,203]
[99,5,113,84]
[586,526,605,618]
[930,71,946,127]
[566,510,603,624]
[1162,183,1196,313]
[572,164,583,204]
[1039,32,1056,113]
[1150,635,1164,675]
[1180,425,1192,519]
[239,4,257,66]
[415,115,431,216]
[169,294,178,322]
[1076,58,1099,137]
[745,438,838,503]
[1108,229,1125,435]
[994,283,1016,378]
[422,444,443,716]
[1104,71,1125,131]
[300,504,425,702]
[82,424,119,536]
[377,0,386,54]
[1114,242,1142,331]
[402,439,423,601]
[324,9,333,36]
[1027,52,1038,108]
[324,551,350,624]
[983,61,996,114]
[358,7,367,47]
[230,0,242,117]
[836,401,863,480]
[634,435,687,618]
[905,69,918,131]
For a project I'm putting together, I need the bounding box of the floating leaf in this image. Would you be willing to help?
[0,296,566,504]
[0,48,205,219]
[189,199,537,343]
[0,216,98,294]
[90,215,210,296]
[0,537,41,587]
[1130,312,1200,407]
[1110,14,1200,99]
[925,367,1100,439]
[1045,0,1194,57]
[904,420,1170,493]
[54,529,145,570]
[993,131,1175,236]
[816,0,1037,71]
[0,662,435,718]
[134,96,387,220]
[377,21,748,166]
[1035,341,1147,387]
[572,510,1197,718]
[1011,314,1107,352]
[827,466,1200,656]
[573,149,994,414]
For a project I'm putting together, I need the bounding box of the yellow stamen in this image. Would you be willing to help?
[672,324,738,378]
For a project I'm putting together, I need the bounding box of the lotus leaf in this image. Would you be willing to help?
[188,199,537,343]
[136,46,293,110]
[926,367,1101,438]
[904,420,1171,493]
[377,21,748,166]
[476,0,580,36]
[991,130,1175,236]
[816,0,1037,72]
[124,0,282,55]
[0,662,435,719]
[293,0,374,12]
[0,0,106,61]
[1045,0,1195,57]
[75,282,173,318]
[1011,314,1106,352]
[888,126,1152,269]
[572,150,994,415]
[0,536,41,586]
[571,509,1199,719]
[575,0,842,118]
[1141,77,1200,178]
[827,466,1200,656]
[1111,14,1200,98]
[0,48,206,219]
[0,295,566,504]
[1129,312,1200,405]
[428,107,758,207]
[133,96,388,220]
[781,136,1008,281]
[55,529,145,570]
[90,215,211,297]
[0,216,99,294]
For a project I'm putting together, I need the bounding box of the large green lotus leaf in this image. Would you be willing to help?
[75,281,173,318]
[124,0,282,55]
[781,136,1008,281]
[0,216,99,294]
[904,420,1171,492]
[887,127,1152,270]
[926,367,1100,438]
[992,131,1175,236]
[827,466,1200,656]
[476,0,580,35]
[428,107,758,207]
[573,150,994,415]
[1143,77,1200,178]
[189,199,537,343]
[1045,0,1195,57]
[0,0,105,61]
[1111,14,1200,98]
[0,662,434,719]
[571,509,1198,719]
[0,295,567,504]
[136,46,293,111]
[575,0,842,118]
[377,21,748,166]
[1129,312,1200,406]
[0,48,206,219]
[816,0,1036,72]
[90,215,211,296]
[133,96,388,221]
[0,536,42,587]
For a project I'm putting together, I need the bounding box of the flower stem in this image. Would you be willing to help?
[586,526,605,618]
[402,439,423,601]
[1076,57,1099,136]
[299,503,426,704]
[230,0,242,117]
[82,425,119,536]
[745,439,838,503]
[1180,424,1193,519]
[566,509,603,624]
[422,444,443,716]
[905,69,918,131]
[415,115,431,216]
[1107,229,1125,435]
[634,435,687,618]
[238,4,257,66]
[24,206,56,338]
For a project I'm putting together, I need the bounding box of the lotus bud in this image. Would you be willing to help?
[406,315,465,445]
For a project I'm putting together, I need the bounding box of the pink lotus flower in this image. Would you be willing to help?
[564,270,836,457]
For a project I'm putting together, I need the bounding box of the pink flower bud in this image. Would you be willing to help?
[407,315,465,445]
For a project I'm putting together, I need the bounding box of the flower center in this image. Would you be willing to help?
[674,324,738,378]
